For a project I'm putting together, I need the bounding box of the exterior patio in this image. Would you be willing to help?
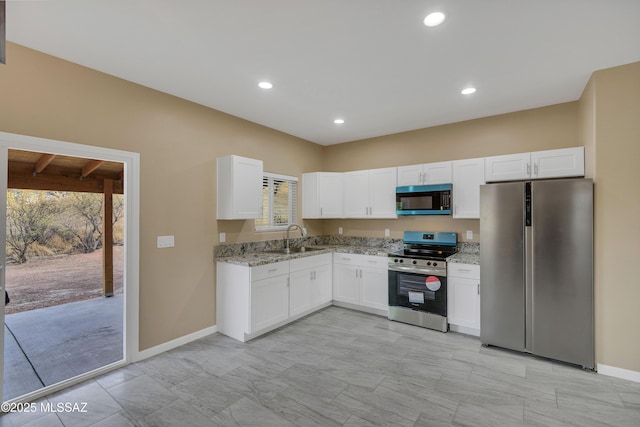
[3,295,123,401]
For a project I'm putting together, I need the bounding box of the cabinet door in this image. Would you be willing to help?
[397,164,424,186]
[424,161,452,184]
[289,269,312,318]
[485,153,531,182]
[369,167,397,218]
[359,266,389,312]
[217,155,263,219]
[318,173,344,218]
[301,173,320,218]
[250,275,289,333]
[452,158,485,219]
[311,264,333,307]
[448,276,480,330]
[343,170,370,218]
[333,264,360,305]
[531,147,584,179]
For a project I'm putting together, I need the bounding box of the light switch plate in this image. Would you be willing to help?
[219,232,226,243]
[338,227,343,235]
[157,235,175,248]
[385,229,390,237]
[466,230,473,240]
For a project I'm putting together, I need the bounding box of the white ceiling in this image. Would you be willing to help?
[6,1,640,146]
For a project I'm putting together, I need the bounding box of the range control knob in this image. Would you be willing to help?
[412,260,417,265]
[394,258,399,263]
[426,261,432,266]
[399,259,404,263]
[432,262,438,267]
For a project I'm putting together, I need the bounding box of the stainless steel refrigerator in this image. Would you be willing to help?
[480,178,594,369]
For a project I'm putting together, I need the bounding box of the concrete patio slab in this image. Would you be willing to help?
[3,295,123,401]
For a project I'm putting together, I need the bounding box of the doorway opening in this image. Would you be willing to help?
[3,149,126,401]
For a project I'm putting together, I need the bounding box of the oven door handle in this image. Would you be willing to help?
[388,265,445,276]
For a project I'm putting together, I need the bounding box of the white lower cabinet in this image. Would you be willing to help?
[333,253,388,315]
[289,254,332,318]
[447,263,481,336]
[250,273,289,332]
[217,254,333,342]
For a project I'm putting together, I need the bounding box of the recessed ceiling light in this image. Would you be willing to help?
[258,81,273,89]
[461,87,477,95]
[334,119,345,124]
[424,12,445,27]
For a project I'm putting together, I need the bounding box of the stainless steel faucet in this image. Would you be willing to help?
[285,224,306,254]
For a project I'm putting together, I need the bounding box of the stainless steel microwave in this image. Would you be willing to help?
[396,184,452,215]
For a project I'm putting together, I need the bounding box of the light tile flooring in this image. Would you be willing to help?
[2,306,640,426]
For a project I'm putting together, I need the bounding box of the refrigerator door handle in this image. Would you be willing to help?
[525,225,533,353]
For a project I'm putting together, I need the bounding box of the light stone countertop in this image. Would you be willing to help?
[447,252,480,265]
[216,245,392,267]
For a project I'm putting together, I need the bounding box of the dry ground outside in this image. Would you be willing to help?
[4,246,124,315]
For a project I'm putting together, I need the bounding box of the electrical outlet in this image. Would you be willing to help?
[466,230,473,240]
[219,232,226,243]
[157,235,175,248]
[302,227,307,235]
[385,229,390,237]
[338,227,343,235]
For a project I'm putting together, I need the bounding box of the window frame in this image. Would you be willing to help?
[255,172,298,232]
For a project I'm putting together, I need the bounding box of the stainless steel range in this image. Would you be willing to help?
[388,231,457,332]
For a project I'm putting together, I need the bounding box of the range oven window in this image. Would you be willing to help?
[398,274,436,301]
[389,270,447,317]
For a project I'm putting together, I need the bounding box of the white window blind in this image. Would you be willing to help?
[255,172,298,231]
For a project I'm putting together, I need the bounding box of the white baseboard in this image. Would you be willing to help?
[134,325,218,362]
[449,324,480,337]
[597,363,640,383]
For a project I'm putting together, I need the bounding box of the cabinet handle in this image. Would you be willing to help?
[534,163,538,176]
[458,268,472,272]
[268,269,278,273]
[320,207,323,216]
[477,283,480,295]
[527,163,531,175]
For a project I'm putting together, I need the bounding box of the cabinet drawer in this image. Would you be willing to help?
[290,253,332,272]
[448,263,480,279]
[251,261,289,282]
[360,255,388,270]
[333,253,388,269]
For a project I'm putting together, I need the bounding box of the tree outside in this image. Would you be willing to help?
[6,189,124,264]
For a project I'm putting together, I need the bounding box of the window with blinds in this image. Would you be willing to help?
[255,172,298,231]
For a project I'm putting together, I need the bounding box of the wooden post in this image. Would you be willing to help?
[103,179,114,297]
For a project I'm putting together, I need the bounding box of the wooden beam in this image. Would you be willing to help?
[8,161,124,194]
[34,153,56,174]
[81,160,104,178]
[102,179,114,297]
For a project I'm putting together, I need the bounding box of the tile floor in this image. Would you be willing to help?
[2,306,639,426]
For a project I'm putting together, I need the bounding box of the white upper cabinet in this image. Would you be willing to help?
[485,147,584,182]
[397,161,452,186]
[531,147,584,179]
[216,155,263,220]
[302,172,344,218]
[344,167,397,218]
[452,158,485,219]
[485,152,531,182]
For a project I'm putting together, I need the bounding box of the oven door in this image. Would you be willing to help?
[388,269,447,316]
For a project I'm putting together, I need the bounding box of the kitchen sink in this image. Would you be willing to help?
[268,246,326,254]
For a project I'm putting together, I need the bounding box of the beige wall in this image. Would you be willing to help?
[0,43,324,350]
[588,62,640,372]
[322,103,580,241]
[2,42,638,374]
